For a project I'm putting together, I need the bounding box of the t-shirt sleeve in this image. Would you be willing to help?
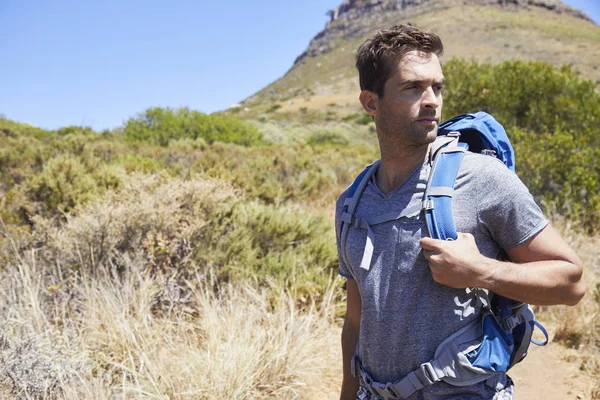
[476,158,549,249]
[335,193,355,280]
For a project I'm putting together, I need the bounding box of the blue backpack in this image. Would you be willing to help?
[343,112,549,399]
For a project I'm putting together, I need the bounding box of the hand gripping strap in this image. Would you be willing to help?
[425,143,467,240]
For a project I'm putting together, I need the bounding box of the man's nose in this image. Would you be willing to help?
[422,86,441,108]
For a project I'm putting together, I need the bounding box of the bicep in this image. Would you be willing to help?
[476,159,548,249]
[505,224,581,266]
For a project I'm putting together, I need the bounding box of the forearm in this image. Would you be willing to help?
[340,320,360,400]
[477,257,586,306]
[421,227,586,306]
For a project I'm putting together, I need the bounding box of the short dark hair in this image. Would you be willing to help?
[356,23,444,96]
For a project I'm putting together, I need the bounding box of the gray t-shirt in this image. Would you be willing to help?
[336,152,548,399]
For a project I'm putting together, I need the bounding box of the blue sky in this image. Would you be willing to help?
[0,0,598,131]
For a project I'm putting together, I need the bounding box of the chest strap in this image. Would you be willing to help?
[340,200,433,271]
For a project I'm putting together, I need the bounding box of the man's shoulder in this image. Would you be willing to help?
[336,186,350,211]
[458,151,516,185]
[336,163,379,209]
[461,151,508,171]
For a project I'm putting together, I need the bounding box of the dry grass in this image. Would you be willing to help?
[535,218,600,375]
[0,247,341,399]
[0,173,343,399]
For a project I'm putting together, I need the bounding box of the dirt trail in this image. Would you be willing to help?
[509,341,597,399]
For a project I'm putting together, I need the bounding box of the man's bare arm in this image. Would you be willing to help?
[420,224,586,306]
[341,279,361,400]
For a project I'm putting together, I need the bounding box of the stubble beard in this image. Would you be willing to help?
[378,113,438,151]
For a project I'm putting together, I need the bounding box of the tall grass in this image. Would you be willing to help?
[0,232,341,399]
[535,218,600,376]
[1,173,599,397]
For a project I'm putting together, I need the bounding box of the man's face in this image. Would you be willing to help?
[373,51,444,147]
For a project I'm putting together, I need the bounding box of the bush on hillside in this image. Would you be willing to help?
[24,174,337,298]
[443,59,600,230]
[307,130,350,147]
[2,155,123,223]
[0,122,102,193]
[25,154,98,214]
[511,126,600,229]
[122,107,263,146]
[443,59,600,137]
[191,142,376,207]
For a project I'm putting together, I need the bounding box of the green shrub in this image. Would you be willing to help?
[114,154,162,174]
[443,59,600,137]
[355,114,374,125]
[443,59,600,230]
[93,164,124,190]
[23,174,338,299]
[25,154,97,214]
[204,200,337,295]
[511,126,600,230]
[122,107,263,147]
[11,154,123,221]
[307,130,349,147]
[56,125,95,136]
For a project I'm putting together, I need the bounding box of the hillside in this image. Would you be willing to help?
[233,0,600,119]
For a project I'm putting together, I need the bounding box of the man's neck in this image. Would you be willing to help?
[376,143,430,194]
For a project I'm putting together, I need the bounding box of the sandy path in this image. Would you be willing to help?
[508,341,597,399]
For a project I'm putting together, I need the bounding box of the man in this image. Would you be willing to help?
[336,24,585,400]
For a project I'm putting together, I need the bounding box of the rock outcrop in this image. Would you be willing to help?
[294,0,594,66]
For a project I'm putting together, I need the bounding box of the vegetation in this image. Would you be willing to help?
[123,107,263,146]
[443,59,600,230]
[1,58,599,397]
[0,230,341,398]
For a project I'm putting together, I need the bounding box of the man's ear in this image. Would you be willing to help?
[359,90,378,117]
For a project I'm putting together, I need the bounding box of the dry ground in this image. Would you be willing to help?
[510,335,599,399]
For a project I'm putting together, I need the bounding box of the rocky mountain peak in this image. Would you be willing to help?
[295,0,593,66]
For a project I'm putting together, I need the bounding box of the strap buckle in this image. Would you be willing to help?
[419,363,440,384]
[423,199,435,211]
[370,381,399,400]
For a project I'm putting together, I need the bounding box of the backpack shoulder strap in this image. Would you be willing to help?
[425,134,467,241]
[339,160,380,271]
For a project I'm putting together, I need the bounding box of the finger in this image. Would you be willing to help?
[419,237,443,250]
[422,249,432,260]
[456,232,474,241]
[421,248,440,261]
